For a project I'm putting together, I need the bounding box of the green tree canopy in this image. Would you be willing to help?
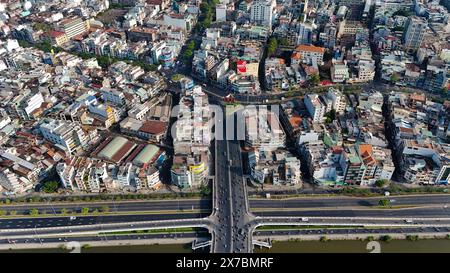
[29,209,39,216]
[378,199,391,207]
[375,179,389,188]
[267,37,278,57]
[310,73,321,85]
[42,181,59,193]
[390,73,400,83]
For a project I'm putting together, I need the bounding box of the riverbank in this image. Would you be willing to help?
[255,237,450,253]
[0,237,198,252]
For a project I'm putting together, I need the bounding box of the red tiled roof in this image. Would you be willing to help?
[139,120,167,135]
[48,30,65,38]
[295,44,325,53]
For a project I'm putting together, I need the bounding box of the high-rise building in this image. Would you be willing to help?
[250,0,276,27]
[403,16,427,52]
[39,119,87,155]
[216,4,227,22]
[57,16,90,39]
[296,22,315,45]
[304,94,326,123]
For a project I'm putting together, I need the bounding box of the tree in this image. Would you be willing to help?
[380,235,392,242]
[81,207,90,215]
[310,73,321,85]
[200,185,211,196]
[406,235,419,241]
[390,73,400,83]
[267,37,278,57]
[42,181,59,193]
[0,210,6,216]
[323,50,333,62]
[29,209,39,216]
[101,206,110,213]
[378,199,391,207]
[324,109,336,123]
[279,38,290,46]
[375,179,389,188]
[61,208,68,215]
[392,9,411,17]
[33,22,52,32]
[9,210,17,216]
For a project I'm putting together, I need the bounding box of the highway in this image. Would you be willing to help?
[4,194,450,217]
[0,199,211,214]
[252,216,450,227]
[210,138,233,253]
[0,232,204,250]
[254,206,450,218]
[250,195,450,209]
[2,205,449,231]
[0,212,209,230]
[1,218,212,238]
[210,107,252,253]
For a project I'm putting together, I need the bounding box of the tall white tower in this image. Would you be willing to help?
[250,0,276,28]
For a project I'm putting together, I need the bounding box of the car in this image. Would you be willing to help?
[69,216,76,221]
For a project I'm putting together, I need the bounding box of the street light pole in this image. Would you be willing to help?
[34,225,42,245]
[48,198,57,216]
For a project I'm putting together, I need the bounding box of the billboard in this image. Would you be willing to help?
[237,60,247,74]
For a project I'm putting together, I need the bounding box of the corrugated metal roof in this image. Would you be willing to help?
[133,144,160,165]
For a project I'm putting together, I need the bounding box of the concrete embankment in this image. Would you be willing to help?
[0,237,197,251]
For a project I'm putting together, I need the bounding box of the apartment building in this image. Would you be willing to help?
[39,119,87,155]
[250,0,276,27]
[304,94,326,123]
[57,16,90,39]
[293,44,325,66]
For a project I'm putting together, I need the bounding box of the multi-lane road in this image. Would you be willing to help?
[210,108,252,253]
[0,199,212,215]
[3,194,450,216]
